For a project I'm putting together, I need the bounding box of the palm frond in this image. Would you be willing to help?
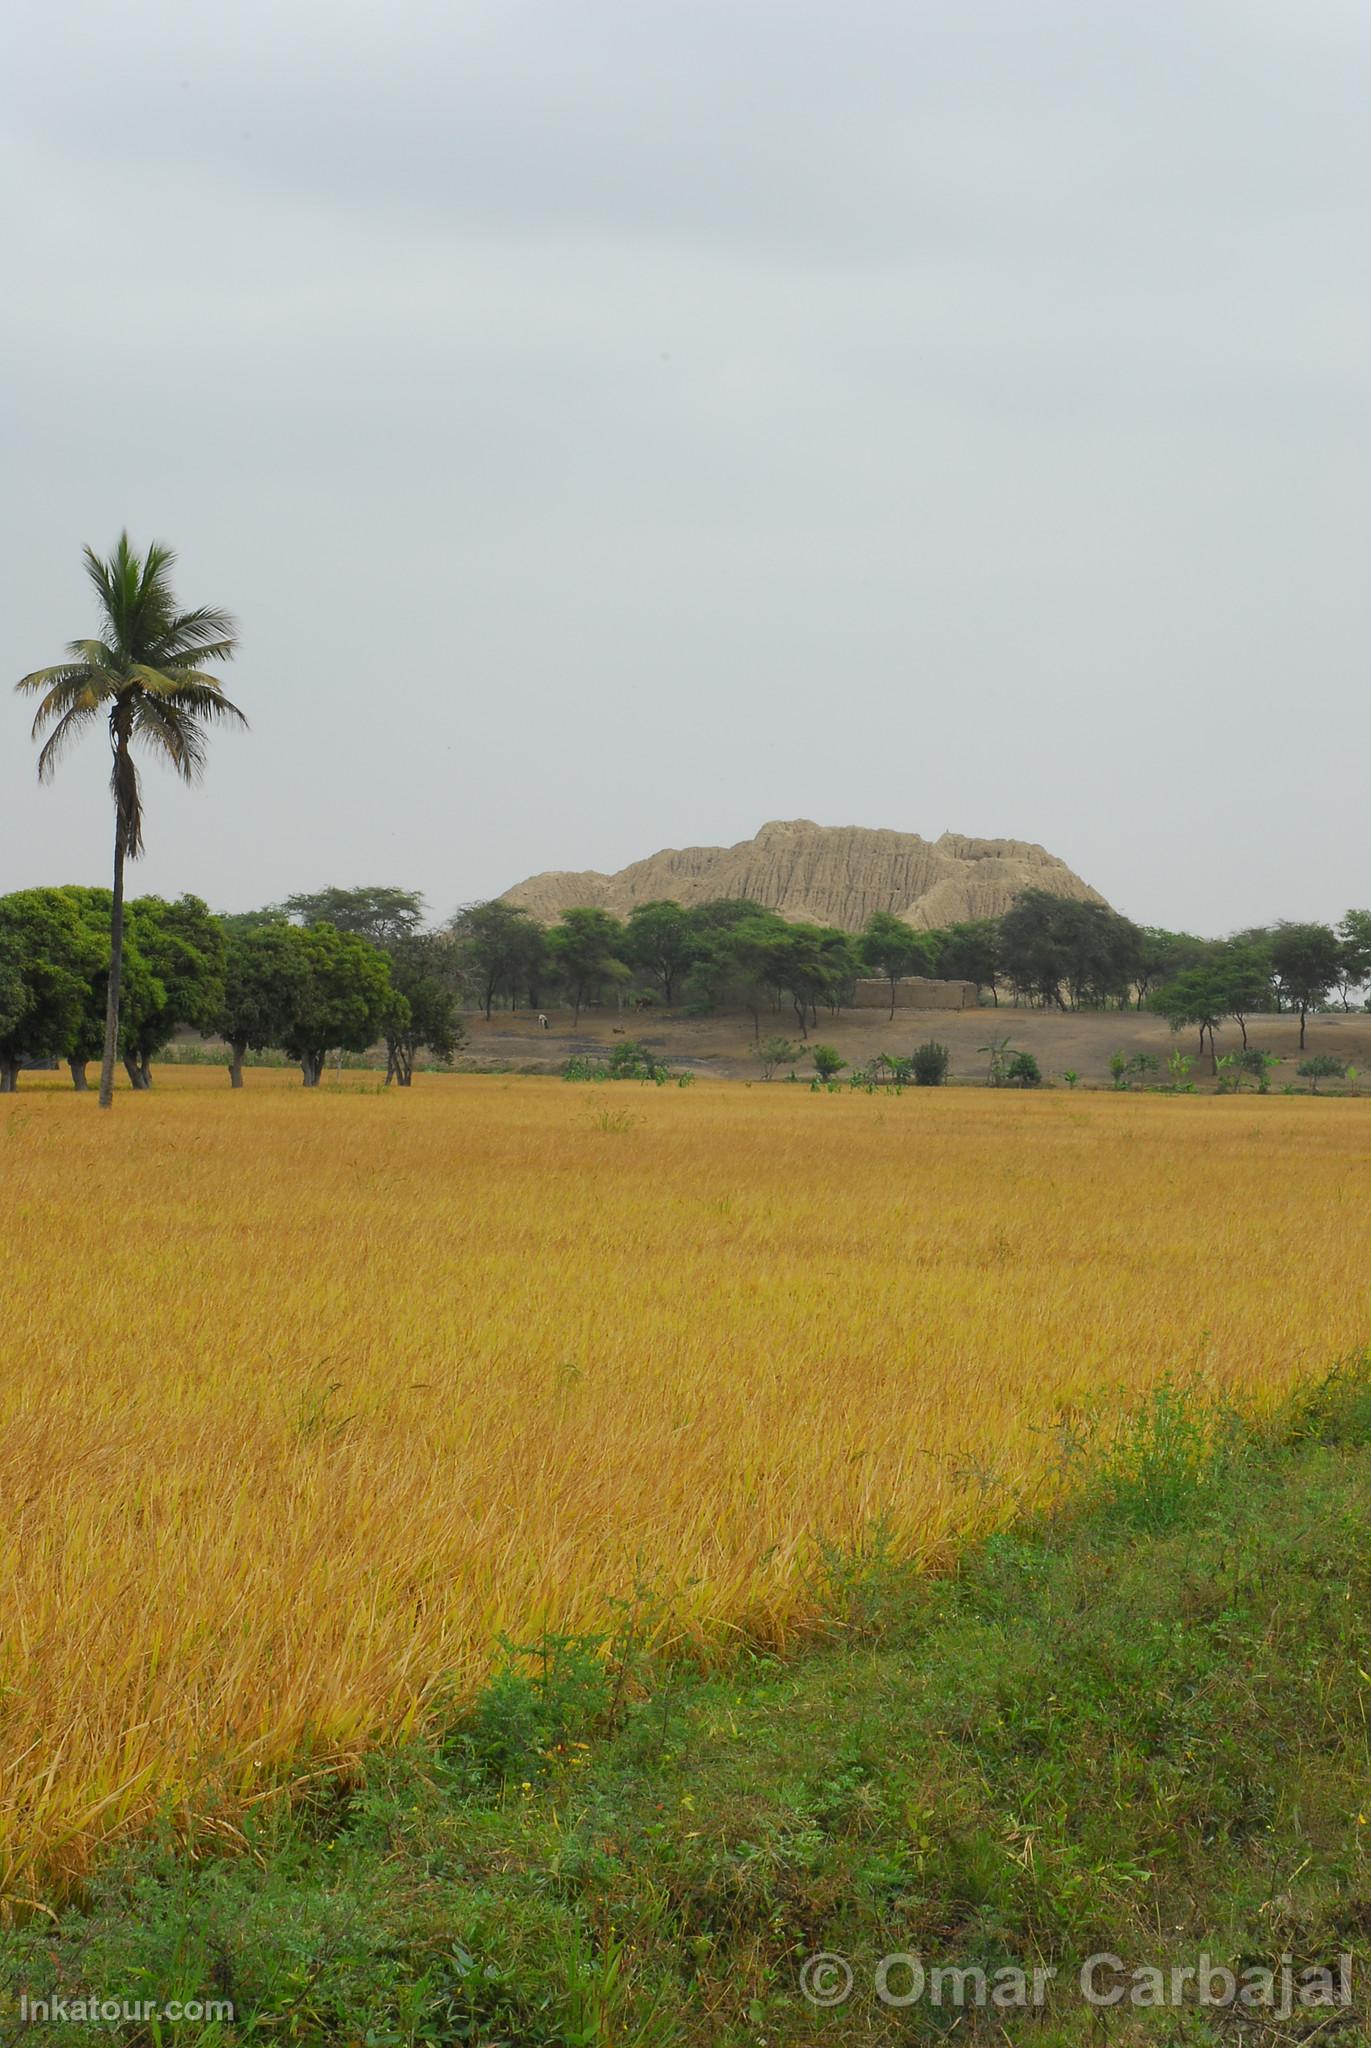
[160,635,237,668]
[131,695,207,781]
[81,544,118,616]
[15,660,95,698]
[25,673,104,739]
[64,639,120,673]
[159,606,238,663]
[85,534,179,664]
[158,674,249,726]
[35,704,102,781]
[127,663,186,697]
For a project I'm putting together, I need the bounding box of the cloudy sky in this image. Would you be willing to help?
[4,0,1368,934]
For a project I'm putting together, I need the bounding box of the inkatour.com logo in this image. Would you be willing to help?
[16,1994,235,2027]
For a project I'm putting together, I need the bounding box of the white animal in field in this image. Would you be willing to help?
[538,1013,549,1029]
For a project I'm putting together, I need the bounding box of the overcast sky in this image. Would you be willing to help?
[3,0,1368,935]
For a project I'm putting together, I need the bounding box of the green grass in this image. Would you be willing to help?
[6,1372,1371,2044]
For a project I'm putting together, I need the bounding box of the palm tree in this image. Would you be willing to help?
[16,535,244,1107]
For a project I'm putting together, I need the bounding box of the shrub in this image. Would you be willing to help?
[1298,1054,1344,1094]
[755,1036,801,1082]
[1006,1050,1041,1089]
[561,1040,670,1084]
[811,1044,846,1082]
[910,1040,950,1087]
[605,1039,669,1082]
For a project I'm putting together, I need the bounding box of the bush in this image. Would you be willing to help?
[561,1040,670,1084]
[1006,1050,1041,1089]
[811,1044,845,1082]
[755,1036,801,1081]
[910,1040,950,1087]
[1297,1054,1344,1094]
[605,1039,669,1082]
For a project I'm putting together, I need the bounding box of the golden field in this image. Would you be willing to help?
[2,1067,1370,1909]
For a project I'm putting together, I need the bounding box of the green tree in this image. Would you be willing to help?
[684,898,770,934]
[1270,922,1341,1049]
[1150,968,1228,1072]
[219,923,309,1087]
[769,924,857,1036]
[1133,928,1213,1008]
[934,920,1000,1004]
[281,924,395,1086]
[15,534,244,1106]
[623,901,702,1007]
[1211,941,1273,1049]
[811,1043,846,1083]
[999,893,1143,1010]
[860,912,936,1018]
[0,891,101,1091]
[120,895,226,1088]
[1335,910,1371,1010]
[682,916,786,1041]
[547,908,628,1027]
[452,901,546,1020]
[57,886,155,1090]
[383,932,465,1085]
[281,885,426,948]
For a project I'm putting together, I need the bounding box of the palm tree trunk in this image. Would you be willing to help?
[98,823,127,1109]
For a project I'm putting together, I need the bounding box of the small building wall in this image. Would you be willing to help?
[850,977,976,1011]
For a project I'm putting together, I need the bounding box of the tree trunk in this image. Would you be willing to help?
[889,978,897,1020]
[0,1058,18,1094]
[139,1051,153,1088]
[69,1059,89,1091]
[98,796,128,1109]
[123,1055,147,1091]
[301,1050,324,1087]
[1299,1005,1308,1049]
[228,1043,246,1089]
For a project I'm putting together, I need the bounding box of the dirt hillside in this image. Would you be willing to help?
[460,1005,1371,1087]
[501,819,1104,930]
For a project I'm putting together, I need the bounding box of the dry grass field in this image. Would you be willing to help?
[3,1068,1370,1911]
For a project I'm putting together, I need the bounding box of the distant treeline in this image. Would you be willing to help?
[1,882,1367,1088]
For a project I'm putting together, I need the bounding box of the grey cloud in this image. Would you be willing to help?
[4,0,1370,930]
